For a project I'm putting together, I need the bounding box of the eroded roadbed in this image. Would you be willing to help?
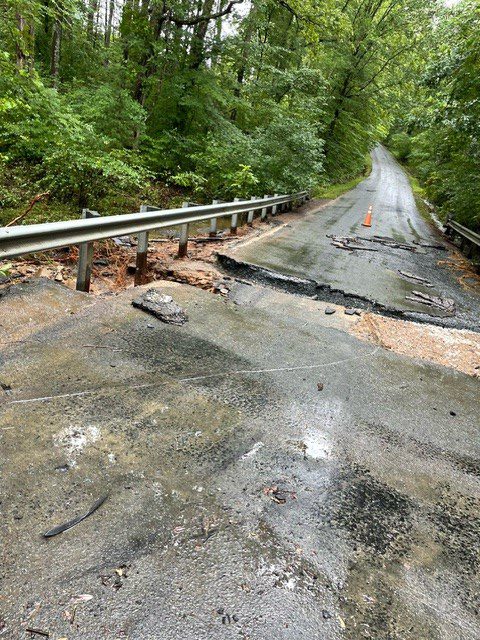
[218,252,480,332]
[1,279,479,639]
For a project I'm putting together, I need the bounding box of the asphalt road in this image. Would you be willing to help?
[1,279,479,639]
[232,145,480,330]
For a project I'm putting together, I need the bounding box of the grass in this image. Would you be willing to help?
[314,154,372,200]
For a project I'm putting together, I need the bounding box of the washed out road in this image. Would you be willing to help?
[231,145,480,330]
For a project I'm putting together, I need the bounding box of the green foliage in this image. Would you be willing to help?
[0,0,455,223]
[389,133,412,162]
[390,0,480,231]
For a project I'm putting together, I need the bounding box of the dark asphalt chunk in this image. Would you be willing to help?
[132,289,188,325]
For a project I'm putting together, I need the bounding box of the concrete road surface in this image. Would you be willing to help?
[1,278,479,639]
[231,145,480,330]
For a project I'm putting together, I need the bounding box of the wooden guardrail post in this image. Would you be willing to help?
[210,199,220,237]
[134,204,149,286]
[76,208,100,292]
[178,202,190,258]
[247,196,256,226]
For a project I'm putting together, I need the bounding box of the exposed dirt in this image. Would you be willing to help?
[352,312,480,377]
[0,206,317,296]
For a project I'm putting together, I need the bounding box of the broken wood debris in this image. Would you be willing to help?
[43,494,108,537]
[413,240,446,250]
[398,270,434,287]
[328,235,378,252]
[405,290,455,313]
[328,234,418,252]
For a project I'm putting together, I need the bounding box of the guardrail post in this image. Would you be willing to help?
[247,196,256,226]
[272,194,279,216]
[261,195,269,221]
[178,202,190,258]
[76,208,100,293]
[134,205,149,286]
[231,197,240,235]
[210,199,220,237]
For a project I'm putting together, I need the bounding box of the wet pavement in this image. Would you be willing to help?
[1,278,479,639]
[230,145,480,331]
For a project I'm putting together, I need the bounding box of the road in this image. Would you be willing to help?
[231,145,480,330]
[1,278,479,639]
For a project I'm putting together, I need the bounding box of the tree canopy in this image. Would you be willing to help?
[1,0,477,231]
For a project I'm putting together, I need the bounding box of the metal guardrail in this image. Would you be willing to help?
[0,191,308,291]
[445,219,480,248]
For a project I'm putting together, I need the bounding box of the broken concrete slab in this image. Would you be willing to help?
[132,289,188,325]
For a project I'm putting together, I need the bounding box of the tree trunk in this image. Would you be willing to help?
[105,0,115,47]
[51,18,62,85]
[15,13,27,69]
[189,0,215,71]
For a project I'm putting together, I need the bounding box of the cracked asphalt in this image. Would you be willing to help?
[1,278,479,639]
[231,145,480,330]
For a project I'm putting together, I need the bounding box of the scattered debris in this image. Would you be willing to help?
[113,236,133,247]
[317,382,324,391]
[132,290,188,325]
[69,594,93,605]
[263,485,296,504]
[217,609,239,624]
[328,234,418,252]
[413,240,446,250]
[405,290,455,313]
[241,441,265,460]
[398,270,433,287]
[43,495,108,537]
[328,235,378,252]
[324,307,336,315]
[101,564,130,590]
[25,629,49,638]
[1,381,12,395]
[322,610,332,620]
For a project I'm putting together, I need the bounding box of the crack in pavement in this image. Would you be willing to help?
[3,347,380,406]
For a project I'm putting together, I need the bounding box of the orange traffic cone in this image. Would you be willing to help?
[362,205,372,227]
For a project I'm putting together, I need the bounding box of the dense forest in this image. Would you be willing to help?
[0,0,478,230]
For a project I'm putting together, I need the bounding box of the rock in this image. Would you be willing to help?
[127,263,137,274]
[324,307,336,315]
[344,308,356,315]
[132,289,188,325]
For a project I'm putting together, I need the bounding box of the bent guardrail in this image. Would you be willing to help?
[0,191,308,291]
